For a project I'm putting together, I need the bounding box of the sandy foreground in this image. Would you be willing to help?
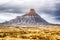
[0,25,60,40]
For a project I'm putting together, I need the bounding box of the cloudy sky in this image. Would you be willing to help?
[0,0,60,24]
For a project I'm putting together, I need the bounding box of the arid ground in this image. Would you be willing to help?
[0,25,60,40]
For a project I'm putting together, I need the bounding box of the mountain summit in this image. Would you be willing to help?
[23,9,37,16]
[3,9,49,26]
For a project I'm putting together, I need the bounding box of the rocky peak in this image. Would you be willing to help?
[28,9,36,14]
[23,9,37,16]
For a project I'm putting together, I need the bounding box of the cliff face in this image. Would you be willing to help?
[3,9,49,26]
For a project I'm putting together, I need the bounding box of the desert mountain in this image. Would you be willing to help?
[3,9,49,26]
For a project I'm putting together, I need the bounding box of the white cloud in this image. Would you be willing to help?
[40,13,55,24]
[0,13,22,22]
[0,0,56,8]
[0,0,10,5]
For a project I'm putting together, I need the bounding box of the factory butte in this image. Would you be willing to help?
[2,9,58,26]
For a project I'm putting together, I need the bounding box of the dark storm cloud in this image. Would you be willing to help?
[0,4,26,13]
[54,3,60,16]
[52,3,60,21]
[41,3,60,22]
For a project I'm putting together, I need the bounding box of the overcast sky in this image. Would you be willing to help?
[0,0,60,24]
